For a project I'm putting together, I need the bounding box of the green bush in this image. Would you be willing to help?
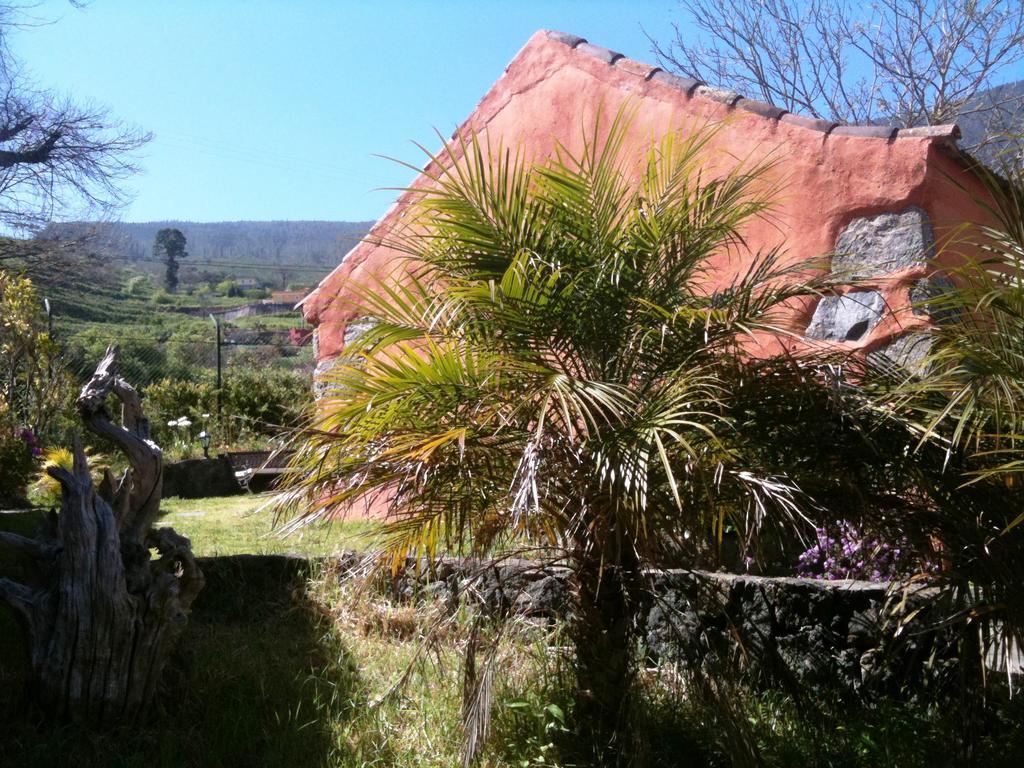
[65,329,173,387]
[221,368,311,434]
[143,368,311,451]
[215,279,242,297]
[145,377,216,427]
[0,430,37,507]
[124,274,153,297]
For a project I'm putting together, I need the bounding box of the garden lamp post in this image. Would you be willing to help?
[198,430,211,459]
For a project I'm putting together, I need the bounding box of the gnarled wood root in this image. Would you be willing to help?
[0,345,204,726]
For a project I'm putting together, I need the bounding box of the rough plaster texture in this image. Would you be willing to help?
[302,29,992,370]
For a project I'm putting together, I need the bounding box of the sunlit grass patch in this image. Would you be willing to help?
[157,493,380,556]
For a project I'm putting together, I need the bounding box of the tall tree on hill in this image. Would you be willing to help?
[0,3,149,231]
[650,0,1024,155]
[154,227,187,293]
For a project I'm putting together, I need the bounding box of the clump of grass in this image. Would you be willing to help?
[304,562,578,767]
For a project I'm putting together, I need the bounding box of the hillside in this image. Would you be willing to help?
[1,237,313,389]
[36,219,373,274]
[957,79,1024,166]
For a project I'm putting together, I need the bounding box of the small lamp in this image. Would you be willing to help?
[198,430,211,459]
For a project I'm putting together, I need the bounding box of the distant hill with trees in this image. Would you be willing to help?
[956,79,1024,166]
[36,219,373,270]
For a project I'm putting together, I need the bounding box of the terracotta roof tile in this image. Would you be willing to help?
[779,113,838,133]
[896,125,961,140]
[735,98,787,121]
[649,70,703,97]
[831,125,898,139]
[695,85,743,107]
[544,29,959,143]
[576,42,624,65]
[615,57,660,80]
[546,31,586,48]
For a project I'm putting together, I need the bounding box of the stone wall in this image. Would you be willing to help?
[385,557,953,701]
[163,456,242,499]
[205,553,959,701]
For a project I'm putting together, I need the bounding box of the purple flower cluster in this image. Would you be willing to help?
[796,521,935,582]
[16,427,42,457]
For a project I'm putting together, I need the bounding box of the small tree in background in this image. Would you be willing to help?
[0,270,71,440]
[153,227,187,293]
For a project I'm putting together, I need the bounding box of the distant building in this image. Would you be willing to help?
[303,29,998,386]
[271,290,307,305]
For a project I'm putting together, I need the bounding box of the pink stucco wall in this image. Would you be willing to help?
[303,30,992,367]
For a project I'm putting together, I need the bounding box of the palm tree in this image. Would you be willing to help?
[277,111,835,764]
[873,158,1024,695]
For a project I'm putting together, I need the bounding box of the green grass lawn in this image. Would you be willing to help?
[4,496,1024,766]
[158,493,379,556]
[1,493,379,560]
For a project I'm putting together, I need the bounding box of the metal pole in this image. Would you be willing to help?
[209,313,222,418]
[44,298,53,381]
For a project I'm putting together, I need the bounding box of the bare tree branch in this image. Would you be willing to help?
[649,0,1024,150]
[0,2,150,231]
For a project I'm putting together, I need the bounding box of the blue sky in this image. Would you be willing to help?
[10,1,681,223]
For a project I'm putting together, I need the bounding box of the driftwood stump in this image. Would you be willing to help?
[0,345,204,725]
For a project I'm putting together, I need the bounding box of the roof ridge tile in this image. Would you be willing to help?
[543,29,958,143]
[780,113,838,133]
[649,70,703,97]
[575,41,625,65]
[545,30,586,48]
[615,57,660,80]
[832,125,898,139]
[695,84,743,107]
[735,98,788,121]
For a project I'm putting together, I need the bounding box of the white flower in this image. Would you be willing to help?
[178,418,192,428]
[167,420,178,427]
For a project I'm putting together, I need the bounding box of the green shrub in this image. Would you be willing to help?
[65,329,172,387]
[222,368,311,434]
[124,274,153,297]
[0,429,37,507]
[145,377,216,423]
[215,279,242,297]
[143,369,311,450]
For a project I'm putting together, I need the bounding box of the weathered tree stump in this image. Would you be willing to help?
[0,345,204,726]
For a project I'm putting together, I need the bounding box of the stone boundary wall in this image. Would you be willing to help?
[163,456,242,499]
[197,554,961,701]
